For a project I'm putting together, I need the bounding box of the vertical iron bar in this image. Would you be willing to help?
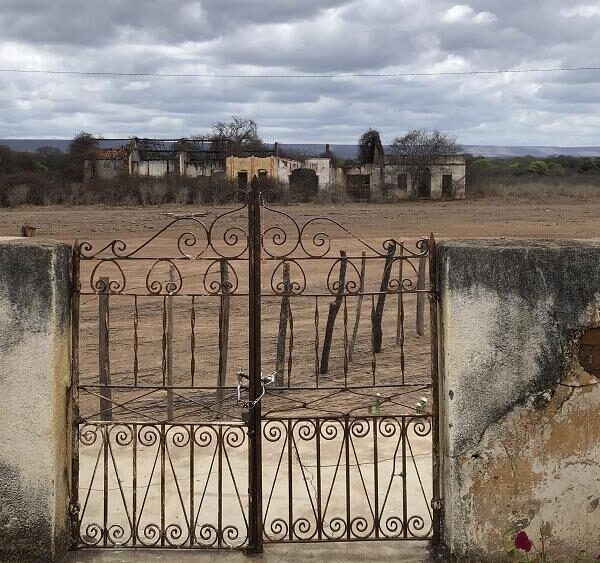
[162,296,167,388]
[287,300,294,387]
[373,416,380,538]
[166,268,175,421]
[189,424,195,547]
[343,296,349,387]
[190,296,196,386]
[217,259,230,414]
[70,243,81,548]
[401,417,408,539]
[314,297,320,387]
[160,423,166,547]
[287,419,293,542]
[416,255,426,336]
[246,176,263,555]
[99,276,112,421]
[370,295,376,384]
[316,418,322,540]
[218,425,223,547]
[275,261,290,387]
[132,423,137,546]
[133,295,139,387]
[344,416,351,540]
[103,426,109,546]
[429,234,443,548]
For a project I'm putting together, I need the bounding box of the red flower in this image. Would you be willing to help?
[515,531,533,552]
[596,553,600,560]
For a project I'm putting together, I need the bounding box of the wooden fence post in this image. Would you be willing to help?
[98,276,112,421]
[348,251,366,363]
[275,262,290,386]
[372,244,396,353]
[320,250,347,375]
[416,254,426,336]
[217,259,231,413]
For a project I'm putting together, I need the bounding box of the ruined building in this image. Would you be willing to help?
[84,137,466,200]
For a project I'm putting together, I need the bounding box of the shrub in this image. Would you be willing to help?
[6,184,31,207]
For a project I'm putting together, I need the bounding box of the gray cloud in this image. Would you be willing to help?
[1,0,600,144]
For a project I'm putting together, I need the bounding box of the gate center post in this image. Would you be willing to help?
[246,176,264,555]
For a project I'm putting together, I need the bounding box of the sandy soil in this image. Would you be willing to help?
[1,198,600,241]
[3,198,598,421]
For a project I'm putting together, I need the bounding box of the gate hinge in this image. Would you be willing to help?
[428,291,440,303]
[431,498,443,510]
[69,501,80,523]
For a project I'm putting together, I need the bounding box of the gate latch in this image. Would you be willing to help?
[236,369,275,416]
[431,498,444,510]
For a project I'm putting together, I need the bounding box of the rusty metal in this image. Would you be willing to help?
[246,176,264,555]
[428,233,443,549]
[77,422,248,548]
[261,416,432,542]
[70,188,440,552]
[70,241,81,549]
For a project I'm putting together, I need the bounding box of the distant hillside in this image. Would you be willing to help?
[2,139,600,158]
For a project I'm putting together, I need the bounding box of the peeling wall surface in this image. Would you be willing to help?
[305,158,334,190]
[438,240,600,561]
[0,239,72,561]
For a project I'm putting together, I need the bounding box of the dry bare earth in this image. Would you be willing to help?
[2,198,599,422]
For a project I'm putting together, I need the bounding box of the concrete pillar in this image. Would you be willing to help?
[0,238,72,562]
[437,240,600,561]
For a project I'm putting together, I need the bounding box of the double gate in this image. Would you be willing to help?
[70,180,441,553]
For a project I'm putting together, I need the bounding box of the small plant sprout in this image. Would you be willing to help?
[369,393,382,416]
[415,396,428,414]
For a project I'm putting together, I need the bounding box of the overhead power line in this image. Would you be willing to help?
[0,66,600,79]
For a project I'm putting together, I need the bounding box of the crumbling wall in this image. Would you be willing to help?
[438,240,600,561]
[0,238,72,561]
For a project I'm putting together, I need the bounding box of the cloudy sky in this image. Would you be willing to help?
[1,0,600,145]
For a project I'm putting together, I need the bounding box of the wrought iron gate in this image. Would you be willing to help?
[70,179,441,553]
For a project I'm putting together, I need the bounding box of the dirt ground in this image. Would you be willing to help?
[1,198,600,241]
[3,198,598,422]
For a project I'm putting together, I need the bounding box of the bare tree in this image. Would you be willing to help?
[210,116,264,152]
[391,129,462,199]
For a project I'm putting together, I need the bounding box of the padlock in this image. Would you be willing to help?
[241,407,250,424]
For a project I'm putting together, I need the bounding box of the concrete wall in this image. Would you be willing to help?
[225,155,303,186]
[305,158,334,191]
[383,161,466,200]
[131,159,177,177]
[438,240,600,561]
[94,159,126,180]
[0,238,72,561]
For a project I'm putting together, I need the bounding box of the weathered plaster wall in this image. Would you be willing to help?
[305,158,333,191]
[0,238,72,561]
[383,162,466,200]
[94,158,126,180]
[438,240,600,561]
[183,161,223,177]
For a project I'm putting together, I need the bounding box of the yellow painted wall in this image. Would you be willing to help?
[226,155,278,182]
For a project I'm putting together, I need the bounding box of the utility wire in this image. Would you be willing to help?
[1,66,600,79]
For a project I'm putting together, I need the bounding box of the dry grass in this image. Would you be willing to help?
[469,177,600,201]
